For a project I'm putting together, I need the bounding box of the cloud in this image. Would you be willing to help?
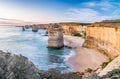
[81,1,113,9]
[65,0,120,23]
[0,18,33,26]
[66,8,109,23]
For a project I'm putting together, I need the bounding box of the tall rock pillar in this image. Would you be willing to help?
[48,24,64,48]
[32,24,38,32]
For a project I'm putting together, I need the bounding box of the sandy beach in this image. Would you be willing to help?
[64,35,108,72]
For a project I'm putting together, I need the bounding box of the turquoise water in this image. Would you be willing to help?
[0,26,71,71]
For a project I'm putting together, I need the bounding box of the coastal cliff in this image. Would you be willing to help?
[34,24,49,29]
[59,23,85,35]
[83,21,120,58]
[0,51,41,79]
[23,23,87,37]
[0,51,85,79]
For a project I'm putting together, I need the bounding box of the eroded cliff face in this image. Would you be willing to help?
[23,23,87,36]
[84,21,120,58]
[35,24,49,29]
[60,23,83,35]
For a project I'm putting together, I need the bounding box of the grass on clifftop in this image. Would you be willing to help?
[73,33,82,37]
[101,58,113,69]
[73,31,86,38]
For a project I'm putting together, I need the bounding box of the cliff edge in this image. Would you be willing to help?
[0,51,41,79]
[83,21,120,58]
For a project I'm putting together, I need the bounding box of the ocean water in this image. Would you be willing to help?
[0,26,72,71]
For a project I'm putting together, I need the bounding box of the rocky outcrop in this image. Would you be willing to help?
[0,51,84,79]
[0,51,41,79]
[47,24,64,48]
[84,21,120,58]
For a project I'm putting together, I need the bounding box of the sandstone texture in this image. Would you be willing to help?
[60,23,84,35]
[47,24,64,48]
[84,21,120,58]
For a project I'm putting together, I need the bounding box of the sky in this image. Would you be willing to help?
[0,0,120,24]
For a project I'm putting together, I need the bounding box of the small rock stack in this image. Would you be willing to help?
[32,24,38,32]
[48,24,64,48]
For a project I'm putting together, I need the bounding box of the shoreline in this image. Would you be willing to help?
[64,35,108,72]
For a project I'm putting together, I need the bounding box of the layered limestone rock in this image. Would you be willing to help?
[23,23,87,36]
[48,24,64,48]
[84,21,120,58]
[60,23,87,35]
[31,24,49,29]
[36,24,49,29]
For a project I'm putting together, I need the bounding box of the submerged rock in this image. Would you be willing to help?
[48,24,64,48]
[49,54,63,63]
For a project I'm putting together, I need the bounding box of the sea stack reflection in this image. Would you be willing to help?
[48,24,64,48]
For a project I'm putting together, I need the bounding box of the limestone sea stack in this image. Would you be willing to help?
[22,26,25,31]
[32,24,38,32]
[47,24,64,48]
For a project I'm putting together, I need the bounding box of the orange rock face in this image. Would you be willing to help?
[24,23,87,36]
[60,23,83,35]
[84,22,120,58]
[47,24,64,48]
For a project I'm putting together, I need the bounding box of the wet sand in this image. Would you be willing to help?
[64,35,108,72]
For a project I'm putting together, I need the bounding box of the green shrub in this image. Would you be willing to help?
[12,55,27,79]
[39,69,82,79]
[73,33,82,37]
[102,69,120,78]
[87,76,102,79]
[101,58,113,69]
